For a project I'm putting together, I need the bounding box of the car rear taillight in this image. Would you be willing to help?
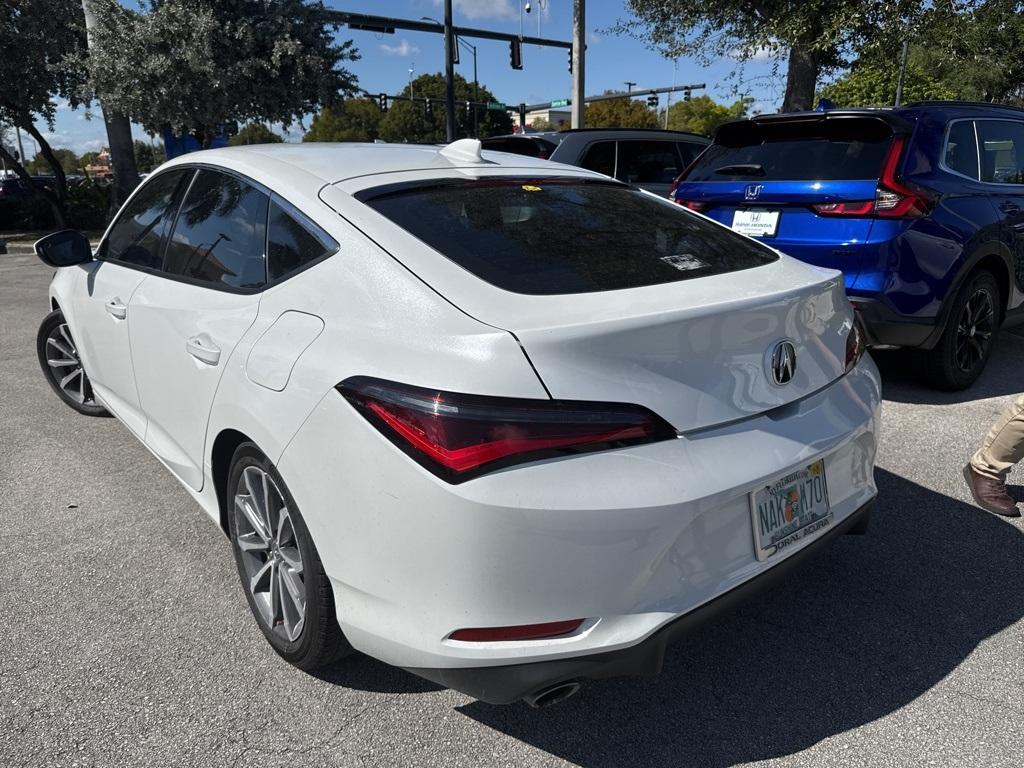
[674,199,710,213]
[449,619,584,642]
[337,377,677,482]
[845,315,867,371]
[812,135,933,219]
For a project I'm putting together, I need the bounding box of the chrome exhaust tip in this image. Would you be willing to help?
[523,680,581,709]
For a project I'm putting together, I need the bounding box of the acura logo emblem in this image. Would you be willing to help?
[771,341,797,385]
[744,184,764,201]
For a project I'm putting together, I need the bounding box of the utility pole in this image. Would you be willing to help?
[443,0,456,142]
[571,0,585,128]
[81,0,140,209]
[14,127,25,166]
[894,39,910,107]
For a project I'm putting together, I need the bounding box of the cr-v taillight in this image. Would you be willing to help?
[337,377,677,482]
[812,135,934,219]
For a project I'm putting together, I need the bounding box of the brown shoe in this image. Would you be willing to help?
[963,465,1021,517]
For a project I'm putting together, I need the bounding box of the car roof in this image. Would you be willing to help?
[157,141,607,202]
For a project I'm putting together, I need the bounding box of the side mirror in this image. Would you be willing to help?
[34,230,93,268]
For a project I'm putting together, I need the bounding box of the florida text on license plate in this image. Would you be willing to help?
[750,459,831,561]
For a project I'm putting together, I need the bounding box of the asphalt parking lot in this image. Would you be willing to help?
[2,248,1024,768]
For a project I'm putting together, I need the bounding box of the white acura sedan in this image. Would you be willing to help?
[35,140,880,708]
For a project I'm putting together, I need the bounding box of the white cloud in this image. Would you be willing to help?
[379,39,420,57]
[437,0,518,21]
[730,45,775,62]
[587,31,601,46]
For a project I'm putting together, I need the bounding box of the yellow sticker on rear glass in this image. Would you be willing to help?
[521,184,542,192]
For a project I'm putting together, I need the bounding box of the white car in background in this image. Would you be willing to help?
[34,140,880,708]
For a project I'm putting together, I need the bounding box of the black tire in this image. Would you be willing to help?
[227,442,351,670]
[921,270,1000,391]
[36,309,108,416]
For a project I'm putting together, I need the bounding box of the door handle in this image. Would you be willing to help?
[185,334,221,365]
[104,297,127,320]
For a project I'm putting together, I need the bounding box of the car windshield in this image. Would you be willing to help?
[687,117,896,182]
[359,178,778,295]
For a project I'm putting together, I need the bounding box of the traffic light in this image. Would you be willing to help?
[683,89,691,102]
[567,48,572,74]
[425,99,433,117]
[647,95,659,108]
[510,39,523,70]
[378,93,388,112]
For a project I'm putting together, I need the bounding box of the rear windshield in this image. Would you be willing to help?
[359,179,777,295]
[688,117,895,182]
[482,137,557,159]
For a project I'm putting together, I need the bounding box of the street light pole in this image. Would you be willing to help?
[894,39,910,107]
[571,0,585,128]
[443,0,456,141]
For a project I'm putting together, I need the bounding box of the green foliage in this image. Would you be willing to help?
[84,0,360,146]
[304,99,382,142]
[584,95,658,129]
[664,95,751,135]
[820,55,958,107]
[65,177,112,230]
[132,140,166,172]
[0,0,87,130]
[229,124,284,146]
[26,148,79,175]
[378,73,512,143]
[619,0,926,110]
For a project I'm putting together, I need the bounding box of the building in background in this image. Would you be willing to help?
[84,148,113,180]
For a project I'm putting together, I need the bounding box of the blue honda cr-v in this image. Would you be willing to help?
[671,102,1024,389]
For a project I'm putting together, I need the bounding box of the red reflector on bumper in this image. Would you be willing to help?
[449,619,584,642]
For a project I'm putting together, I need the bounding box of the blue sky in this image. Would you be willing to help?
[25,0,784,159]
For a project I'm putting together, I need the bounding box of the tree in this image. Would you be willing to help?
[378,73,512,143]
[26,148,79,175]
[0,0,89,226]
[229,124,284,146]
[132,140,166,173]
[822,1,1024,107]
[584,95,658,129]
[820,54,958,107]
[664,95,751,135]
[304,99,381,142]
[619,0,923,113]
[85,0,359,148]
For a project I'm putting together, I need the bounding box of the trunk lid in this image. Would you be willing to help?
[503,260,851,433]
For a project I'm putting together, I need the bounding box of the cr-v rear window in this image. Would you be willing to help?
[688,117,896,182]
[358,178,777,295]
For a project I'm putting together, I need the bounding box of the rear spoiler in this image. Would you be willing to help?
[715,111,915,147]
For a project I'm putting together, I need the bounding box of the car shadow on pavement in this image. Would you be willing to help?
[876,330,1024,405]
[455,468,1024,768]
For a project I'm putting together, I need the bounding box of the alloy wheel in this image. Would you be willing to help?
[954,287,995,373]
[233,466,306,642]
[44,322,95,406]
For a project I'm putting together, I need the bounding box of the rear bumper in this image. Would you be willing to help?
[851,296,940,349]
[407,499,873,704]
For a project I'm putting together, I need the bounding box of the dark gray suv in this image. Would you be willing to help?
[482,129,710,196]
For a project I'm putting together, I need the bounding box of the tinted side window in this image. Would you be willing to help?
[976,120,1024,184]
[267,199,336,281]
[676,141,703,167]
[616,141,683,184]
[164,170,269,289]
[945,121,980,179]
[579,141,616,176]
[103,170,189,269]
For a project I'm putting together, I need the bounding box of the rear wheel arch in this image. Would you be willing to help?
[211,428,254,536]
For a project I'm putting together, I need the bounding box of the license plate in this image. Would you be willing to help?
[750,459,831,561]
[732,209,780,237]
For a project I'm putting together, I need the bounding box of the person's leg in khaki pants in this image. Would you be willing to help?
[964,395,1024,516]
